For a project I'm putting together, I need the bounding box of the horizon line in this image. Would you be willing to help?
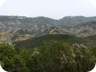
[0,15,96,20]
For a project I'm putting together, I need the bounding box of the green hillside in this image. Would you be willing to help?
[14,34,84,48]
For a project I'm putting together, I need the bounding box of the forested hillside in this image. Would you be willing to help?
[0,34,96,72]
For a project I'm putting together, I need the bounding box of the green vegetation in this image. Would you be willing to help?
[14,34,84,48]
[0,44,28,72]
[0,34,96,72]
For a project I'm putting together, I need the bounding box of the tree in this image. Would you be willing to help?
[0,44,28,72]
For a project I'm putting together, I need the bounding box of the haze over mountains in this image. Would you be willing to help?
[0,16,96,43]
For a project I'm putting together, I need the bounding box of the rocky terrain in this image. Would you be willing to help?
[0,16,96,43]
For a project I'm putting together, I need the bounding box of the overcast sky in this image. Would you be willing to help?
[0,0,96,19]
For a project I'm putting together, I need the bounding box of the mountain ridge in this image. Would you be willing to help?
[0,15,96,43]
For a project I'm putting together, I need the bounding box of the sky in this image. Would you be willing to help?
[0,0,96,19]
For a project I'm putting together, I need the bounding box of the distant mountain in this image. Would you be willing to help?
[72,21,96,36]
[0,16,96,43]
[58,16,96,26]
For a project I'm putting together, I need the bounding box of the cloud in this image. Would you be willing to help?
[0,0,7,7]
[89,0,96,7]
